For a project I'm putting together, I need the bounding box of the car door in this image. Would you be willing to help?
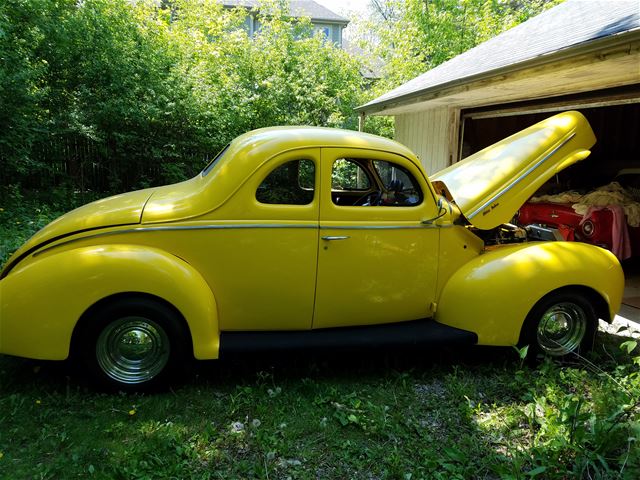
[195,149,320,331]
[313,148,441,329]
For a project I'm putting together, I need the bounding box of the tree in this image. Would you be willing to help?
[353,0,564,94]
[0,0,364,193]
[0,0,71,183]
[168,0,363,137]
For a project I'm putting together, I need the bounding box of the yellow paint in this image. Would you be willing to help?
[6,188,154,265]
[0,116,624,363]
[1,245,218,360]
[431,111,596,230]
[435,241,624,345]
[314,147,440,328]
[435,225,484,297]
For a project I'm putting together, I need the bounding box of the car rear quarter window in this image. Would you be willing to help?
[256,159,315,205]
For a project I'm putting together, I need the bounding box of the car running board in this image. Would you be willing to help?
[219,319,478,356]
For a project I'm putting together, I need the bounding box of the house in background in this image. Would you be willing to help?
[222,0,349,47]
[356,0,640,179]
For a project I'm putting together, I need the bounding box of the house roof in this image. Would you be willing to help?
[358,0,640,114]
[222,1,349,24]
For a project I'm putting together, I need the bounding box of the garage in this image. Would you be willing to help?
[356,0,640,319]
[462,90,640,318]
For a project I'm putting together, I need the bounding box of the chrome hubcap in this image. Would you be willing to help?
[537,302,587,356]
[96,316,170,384]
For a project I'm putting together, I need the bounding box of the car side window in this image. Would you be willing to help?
[256,159,315,205]
[332,159,371,190]
[372,160,423,207]
[331,157,423,207]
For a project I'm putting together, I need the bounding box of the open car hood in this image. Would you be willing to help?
[431,111,596,230]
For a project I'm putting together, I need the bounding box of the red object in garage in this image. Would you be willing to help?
[518,202,636,259]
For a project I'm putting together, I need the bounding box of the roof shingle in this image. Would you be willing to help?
[360,0,640,111]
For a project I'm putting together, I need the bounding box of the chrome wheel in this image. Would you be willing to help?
[96,316,170,385]
[536,302,588,356]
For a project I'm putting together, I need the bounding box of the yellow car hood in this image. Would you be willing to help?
[431,111,596,230]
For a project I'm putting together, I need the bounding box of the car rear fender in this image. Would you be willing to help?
[434,242,624,346]
[0,244,219,360]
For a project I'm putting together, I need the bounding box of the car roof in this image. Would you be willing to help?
[143,126,424,223]
[229,126,418,163]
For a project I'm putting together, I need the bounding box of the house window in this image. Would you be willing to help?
[314,24,331,41]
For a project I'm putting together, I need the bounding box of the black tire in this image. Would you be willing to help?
[519,290,597,360]
[75,297,190,392]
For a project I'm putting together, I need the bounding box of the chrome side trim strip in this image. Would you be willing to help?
[129,224,317,232]
[32,224,317,257]
[33,221,453,257]
[321,224,427,230]
[467,132,576,219]
[319,224,453,230]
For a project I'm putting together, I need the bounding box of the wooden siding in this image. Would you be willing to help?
[376,40,639,115]
[395,108,456,175]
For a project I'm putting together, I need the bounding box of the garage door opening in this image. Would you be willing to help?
[460,97,640,318]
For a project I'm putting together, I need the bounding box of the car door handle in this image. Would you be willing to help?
[321,235,350,241]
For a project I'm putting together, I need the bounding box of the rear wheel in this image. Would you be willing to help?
[76,297,190,391]
[520,290,597,359]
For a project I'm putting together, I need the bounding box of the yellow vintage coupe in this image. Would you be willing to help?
[0,111,624,390]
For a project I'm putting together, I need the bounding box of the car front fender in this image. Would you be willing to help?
[435,241,624,346]
[0,244,219,360]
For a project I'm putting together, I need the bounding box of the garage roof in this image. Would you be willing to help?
[358,0,640,114]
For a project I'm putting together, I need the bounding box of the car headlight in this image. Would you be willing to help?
[581,220,595,237]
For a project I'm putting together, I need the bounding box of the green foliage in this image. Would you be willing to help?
[353,0,564,95]
[0,0,564,193]
[0,0,363,193]
[0,187,102,267]
[0,0,64,180]
[170,0,363,136]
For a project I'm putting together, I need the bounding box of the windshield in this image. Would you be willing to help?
[201,144,230,176]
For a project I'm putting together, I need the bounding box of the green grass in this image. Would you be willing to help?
[1,346,639,479]
[1,193,640,479]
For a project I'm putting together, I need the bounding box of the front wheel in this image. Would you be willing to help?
[75,297,190,391]
[520,290,597,359]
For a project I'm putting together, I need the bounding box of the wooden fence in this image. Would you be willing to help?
[4,134,211,193]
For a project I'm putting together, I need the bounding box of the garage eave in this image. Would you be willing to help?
[356,29,640,117]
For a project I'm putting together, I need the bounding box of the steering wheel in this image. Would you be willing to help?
[353,190,382,206]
